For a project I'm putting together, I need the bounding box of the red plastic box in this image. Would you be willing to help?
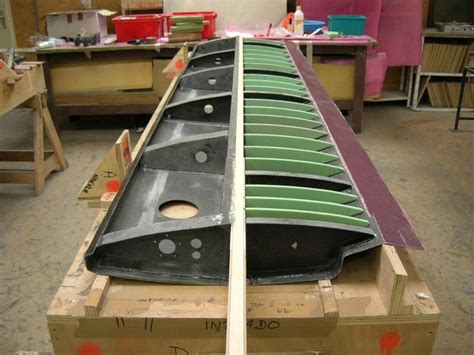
[112,14,164,42]
[164,11,217,39]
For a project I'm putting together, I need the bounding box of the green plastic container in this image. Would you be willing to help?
[328,15,366,35]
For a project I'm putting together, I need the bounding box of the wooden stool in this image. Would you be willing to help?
[0,60,68,195]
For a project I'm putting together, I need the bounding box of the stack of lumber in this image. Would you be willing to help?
[427,82,474,108]
[168,15,205,42]
[121,0,163,10]
[421,43,471,73]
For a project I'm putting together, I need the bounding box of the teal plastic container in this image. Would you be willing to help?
[328,15,366,35]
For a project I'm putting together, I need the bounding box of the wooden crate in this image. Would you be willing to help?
[47,54,439,354]
[47,209,439,354]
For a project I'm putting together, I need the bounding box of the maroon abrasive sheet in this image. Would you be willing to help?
[286,41,424,250]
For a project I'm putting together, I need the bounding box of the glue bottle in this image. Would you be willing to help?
[294,5,304,36]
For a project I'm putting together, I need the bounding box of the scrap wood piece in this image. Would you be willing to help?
[77,130,131,205]
[0,59,22,82]
[162,45,189,77]
[84,275,111,316]
[318,279,339,318]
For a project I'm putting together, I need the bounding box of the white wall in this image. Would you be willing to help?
[164,0,287,33]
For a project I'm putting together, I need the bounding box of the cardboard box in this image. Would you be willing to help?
[313,62,355,100]
[46,9,115,39]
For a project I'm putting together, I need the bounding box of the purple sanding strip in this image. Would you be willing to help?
[286,42,424,250]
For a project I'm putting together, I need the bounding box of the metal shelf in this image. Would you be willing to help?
[365,90,409,102]
[418,72,474,77]
[414,105,474,112]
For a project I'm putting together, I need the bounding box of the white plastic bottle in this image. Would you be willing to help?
[294,5,304,36]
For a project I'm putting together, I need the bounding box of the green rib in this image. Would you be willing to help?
[244,98,315,112]
[245,115,322,129]
[244,39,285,48]
[246,207,370,227]
[244,146,338,164]
[245,106,318,120]
[246,157,344,177]
[246,184,358,204]
[244,55,292,65]
[244,123,327,139]
[244,79,305,92]
[246,196,363,216]
[244,47,289,56]
[245,134,332,151]
[244,74,304,86]
[245,85,309,97]
[244,65,296,75]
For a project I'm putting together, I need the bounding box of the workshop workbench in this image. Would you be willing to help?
[30,36,373,132]
[36,44,190,125]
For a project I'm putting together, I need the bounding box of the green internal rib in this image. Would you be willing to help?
[244,47,289,56]
[246,184,358,204]
[244,123,327,139]
[244,63,296,74]
[244,79,305,92]
[246,196,363,216]
[245,106,318,120]
[245,134,332,151]
[244,56,292,66]
[246,157,344,177]
[245,115,322,129]
[244,98,315,112]
[244,39,285,47]
[246,207,370,227]
[245,85,309,97]
[244,146,338,164]
[244,74,304,86]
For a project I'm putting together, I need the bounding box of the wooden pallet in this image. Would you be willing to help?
[47,52,439,353]
[47,211,439,354]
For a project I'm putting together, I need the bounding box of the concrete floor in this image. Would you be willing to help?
[0,105,473,354]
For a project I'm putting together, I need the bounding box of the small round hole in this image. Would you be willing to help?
[204,104,214,114]
[192,251,201,260]
[158,239,176,254]
[208,77,217,86]
[191,238,202,249]
[195,151,208,163]
[159,200,198,219]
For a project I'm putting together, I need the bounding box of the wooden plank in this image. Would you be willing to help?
[40,95,68,170]
[0,171,35,184]
[375,245,408,315]
[32,96,45,195]
[0,150,53,162]
[226,36,247,355]
[43,155,60,176]
[50,58,153,94]
[84,275,111,317]
[318,279,338,318]
[54,91,160,106]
